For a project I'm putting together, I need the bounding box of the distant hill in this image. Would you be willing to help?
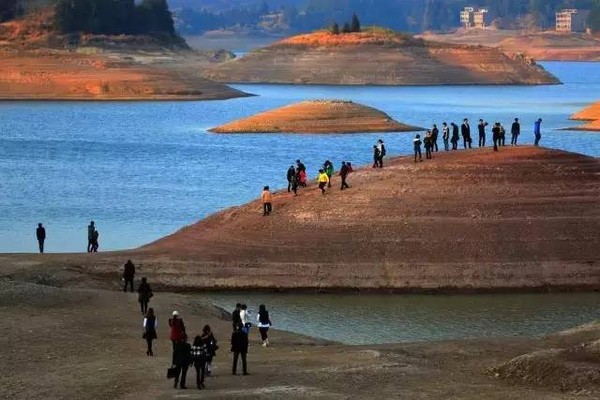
[204,28,560,86]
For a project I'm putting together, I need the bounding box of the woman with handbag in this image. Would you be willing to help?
[143,308,158,356]
[137,277,153,315]
[257,304,272,347]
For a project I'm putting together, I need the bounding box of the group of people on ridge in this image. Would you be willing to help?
[413,117,542,162]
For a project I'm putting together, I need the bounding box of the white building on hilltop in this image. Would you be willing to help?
[556,9,590,32]
[460,7,489,29]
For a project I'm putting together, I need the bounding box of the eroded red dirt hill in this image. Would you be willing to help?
[143,146,600,291]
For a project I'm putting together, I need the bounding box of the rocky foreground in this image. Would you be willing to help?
[571,101,600,131]
[1,278,599,399]
[210,100,422,134]
[204,30,560,86]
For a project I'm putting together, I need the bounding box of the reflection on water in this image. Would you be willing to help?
[1,62,599,252]
[206,292,600,345]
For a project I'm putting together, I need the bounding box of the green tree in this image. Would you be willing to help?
[331,22,340,34]
[342,21,351,33]
[136,0,175,34]
[351,13,361,32]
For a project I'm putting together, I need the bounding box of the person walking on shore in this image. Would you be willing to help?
[262,186,273,216]
[240,304,251,335]
[232,303,242,331]
[36,223,46,253]
[534,118,543,146]
[286,166,295,193]
[201,325,218,376]
[413,134,423,163]
[442,122,450,151]
[137,277,152,314]
[511,118,521,146]
[451,123,459,150]
[339,161,350,190]
[492,122,501,152]
[424,131,433,160]
[191,335,208,389]
[478,119,488,147]
[143,307,157,356]
[499,123,506,146]
[231,325,249,376]
[87,221,95,252]
[257,304,272,347]
[123,259,135,293]
[172,335,191,389]
[372,145,381,168]
[290,170,298,196]
[169,311,186,364]
[377,139,386,167]
[318,169,329,195]
[431,124,439,152]
[296,160,307,187]
[323,160,334,188]
[91,228,100,252]
[461,119,472,149]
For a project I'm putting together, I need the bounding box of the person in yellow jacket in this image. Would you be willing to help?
[262,186,273,216]
[317,169,329,195]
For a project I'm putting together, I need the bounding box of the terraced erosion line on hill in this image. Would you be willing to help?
[204,31,560,86]
[209,100,424,134]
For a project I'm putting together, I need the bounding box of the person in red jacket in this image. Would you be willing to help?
[169,311,186,364]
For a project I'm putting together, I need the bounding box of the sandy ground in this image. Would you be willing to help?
[209,100,422,134]
[418,30,600,61]
[0,48,247,101]
[1,278,599,399]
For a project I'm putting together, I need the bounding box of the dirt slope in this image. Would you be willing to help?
[419,30,600,61]
[204,30,559,86]
[209,100,423,134]
[137,146,599,291]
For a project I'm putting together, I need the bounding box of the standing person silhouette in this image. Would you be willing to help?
[123,260,135,292]
[534,118,543,146]
[87,221,95,252]
[511,118,521,146]
[36,223,46,253]
[461,119,472,149]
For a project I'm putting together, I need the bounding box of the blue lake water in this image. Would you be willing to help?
[0,61,599,253]
[206,292,600,345]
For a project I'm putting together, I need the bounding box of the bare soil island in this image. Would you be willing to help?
[0,10,247,101]
[570,101,600,131]
[419,29,600,61]
[204,29,560,86]
[209,100,423,134]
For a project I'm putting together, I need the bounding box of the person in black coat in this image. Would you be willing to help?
[492,122,501,152]
[461,118,472,149]
[231,326,249,375]
[339,162,350,190]
[450,123,460,150]
[123,260,135,292]
[286,166,295,192]
[232,303,242,331]
[511,118,520,146]
[478,119,488,147]
[431,124,439,152]
[173,335,192,389]
[36,223,46,253]
[137,277,152,314]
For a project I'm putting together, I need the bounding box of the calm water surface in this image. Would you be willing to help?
[0,61,599,252]
[205,292,600,345]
